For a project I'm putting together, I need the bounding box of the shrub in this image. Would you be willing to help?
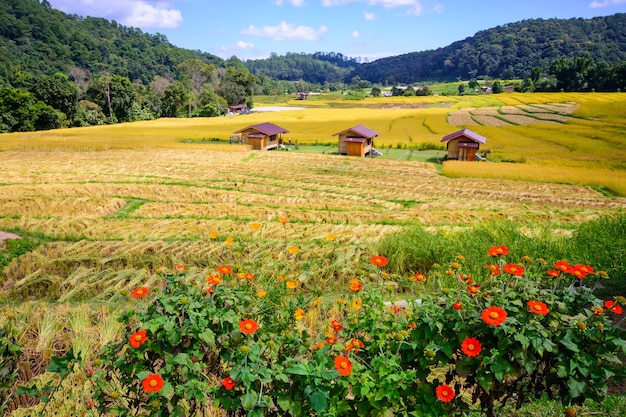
[87,247,626,417]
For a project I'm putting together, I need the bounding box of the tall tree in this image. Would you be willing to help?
[30,72,78,121]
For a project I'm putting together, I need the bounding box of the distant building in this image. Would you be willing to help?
[440,128,486,161]
[234,122,289,151]
[296,92,310,100]
[227,104,248,115]
[333,125,380,157]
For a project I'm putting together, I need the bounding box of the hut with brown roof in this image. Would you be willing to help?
[333,125,380,157]
[440,128,486,161]
[234,122,289,151]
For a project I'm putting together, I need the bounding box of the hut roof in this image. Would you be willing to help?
[234,122,289,136]
[440,128,486,144]
[333,124,380,139]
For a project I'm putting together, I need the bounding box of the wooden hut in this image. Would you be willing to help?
[234,122,289,151]
[333,125,380,157]
[440,129,486,161]
[227,104,248,115]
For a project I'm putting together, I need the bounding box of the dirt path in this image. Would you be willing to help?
[0,231,20,244]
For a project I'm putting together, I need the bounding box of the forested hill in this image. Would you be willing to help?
[350,13,626,84]
[0,0,223,85]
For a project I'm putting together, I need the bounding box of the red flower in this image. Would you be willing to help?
[527,301,550,316]
[436,384,455,402]
[131,287,149,299]
[467,284,480,296]
[370,255,389,267]
[217,265,233,275]
[142,374,164,393]
[461,337,482,357]
[453,300,463,310]
[555,260,573,274]
[334,355,353,376]
[244,273,255,281]
[481,306,507,326]
[408,322,417,329]
[206,274,222,286]
[222,376,236,390]
[503,263,524,276]
[344,338,365,353]
[239,318,259,335]
[129,330,148,348]
[575,264,595,275]
[487,245,509,256]
[546,269,560,277]
[331,319,343,332]
[484,264,501,276]
[604,300,623,315]
[174,264,186,274]
[571,265,590,279]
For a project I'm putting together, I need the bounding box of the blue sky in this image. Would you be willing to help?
[47,0,626,62]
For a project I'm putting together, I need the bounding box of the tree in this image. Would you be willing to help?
[468,79,479,90]
[370,86,381,97]
[521,78,535,92]
[30,73,78,122]
[491,80,503,94]
[162,81,191,117]
[458,83,466,95]
[0,86,63,132]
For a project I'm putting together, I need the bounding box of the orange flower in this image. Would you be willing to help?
[334,355,352,376]
[173,264,186,274]
[408,322,417,329]
[527,301,550,316]
[484,264,501,276]
[413,273,426,283]
[461,337,482,357]
[604,300,623,315]
[286,280,299,289]
[453,300,463,310]
[294,308,305,320]
[206,274,223,286]
[370,255,388,267]
[351,298,362,310]
[503,263,524,276]
[131,287,149,299]
[435,384,455,402]
[331,319,343,332]
[257,289,267,298]
[239,318,259,335]
[344,339,364,353]
[251,223,261,230]
[592,306,604,316]
[326,234,336,241]
[546,269,560,277]
[576,264,595,275]
[467,284,480,296]
[225,236,233,245]
[244,273,255,281]
[349,278,363,292]
[288,246,299,255]
[487,245,509,257]
[142,374,164,393]
[481,306,507,326]
[129,330,148,348]
[279,217,289,224]
[209,230,218,239]
[222,376,236,390]
[217,265,233,275]
[555,260,573,273]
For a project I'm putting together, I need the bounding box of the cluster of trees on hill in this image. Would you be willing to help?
[350,14,626,84]
[1,0,626,133]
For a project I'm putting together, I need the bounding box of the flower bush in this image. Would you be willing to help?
[90,247,626,417]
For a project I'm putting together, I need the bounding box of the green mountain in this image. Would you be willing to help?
[350,14,626,84]
[0,0,223,86]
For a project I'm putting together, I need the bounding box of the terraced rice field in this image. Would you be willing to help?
[1,148,625,303]
[447,102,577,127]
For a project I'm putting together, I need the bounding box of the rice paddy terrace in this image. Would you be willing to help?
[1,148,625,303]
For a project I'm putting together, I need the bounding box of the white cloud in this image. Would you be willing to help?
[236,41,255,50]
[351,30,360,38]
[48,0,182,29]
[364,11,377,20]
[589,0,626,7]
[241,21,327,41]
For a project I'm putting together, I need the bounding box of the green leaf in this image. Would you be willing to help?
[560,336,580,352]
[242,390,258,411]
[171,405,185,417]
[172,353,190,365]
[310,390,328,414]
[285,364,310,376]
[567,378,587,398]
[513,332,529,349]
[167,330,182,346]
[199,329,215,345]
